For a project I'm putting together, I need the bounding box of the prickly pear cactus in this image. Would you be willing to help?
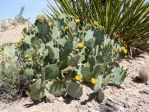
[16,13,127,101]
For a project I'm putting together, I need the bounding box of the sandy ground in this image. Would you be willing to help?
[0,25,25,45]
[0,23,149,112]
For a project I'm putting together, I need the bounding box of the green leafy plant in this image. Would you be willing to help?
[47,0,149,47]
[17,13,127,102]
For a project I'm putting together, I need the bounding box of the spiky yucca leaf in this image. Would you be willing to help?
[47,0,149,47]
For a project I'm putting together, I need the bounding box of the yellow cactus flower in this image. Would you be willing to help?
[0,51,4,56]
[75,74,83,81]
[48,21,52,27]
[121,47,127,54]
[77,42,85,49]
[112,47,118,52]
[64,26,69,31]
[91,78,98,85]
[72,32,77,36]
[23,53,30,59]
[75,18,81,24]
[93,21,99,26]
[36,14,46,23]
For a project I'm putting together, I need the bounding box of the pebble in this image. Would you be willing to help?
[77,105,88,112]
[87,102,92,108]
[140,88,149,94]
[57,97,64,102]
[119,106,125,112]
[46,93,55,103]
[76,105,81,108]
[138,67,149,83]
[105,99,119,112]
[123,102,129,108]
[139,102,144,106]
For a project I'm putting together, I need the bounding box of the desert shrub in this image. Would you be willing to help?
[0,43,25,100]
[16,13,127,102]
[47,0,149,47]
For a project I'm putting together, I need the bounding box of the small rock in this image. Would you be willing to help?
[119,106,125,112]
[126,97,129,101]
[138,67,149,83]
[140,88,149,94]
[87,102,93,108]
[77,105,88,112]
[139,102,144,106]
[57,97,64,102]
[76,105,81,108]
[105,99,119,112]
[123,102,129,108]
[46,93,55,103]
[102,106,117,112]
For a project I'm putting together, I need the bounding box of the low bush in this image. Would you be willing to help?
[0,43,25,100]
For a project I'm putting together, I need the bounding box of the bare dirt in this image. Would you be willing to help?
[0,25,24,45]
[0,20,149,112]
[0,19,29,45]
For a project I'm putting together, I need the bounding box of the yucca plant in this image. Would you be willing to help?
[46,0,149,47]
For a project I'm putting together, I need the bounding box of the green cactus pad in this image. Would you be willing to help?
[28,79,45,100]
[94,75,102,92]
[110,67,127,85]
[44,64,59,80]
[66,81,83,99]
[24,68,34,76]
[97,89,105,102]
[81,66,92,82]
[46,81,66,97]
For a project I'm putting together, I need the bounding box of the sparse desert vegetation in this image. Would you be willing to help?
[0,0,149,112]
